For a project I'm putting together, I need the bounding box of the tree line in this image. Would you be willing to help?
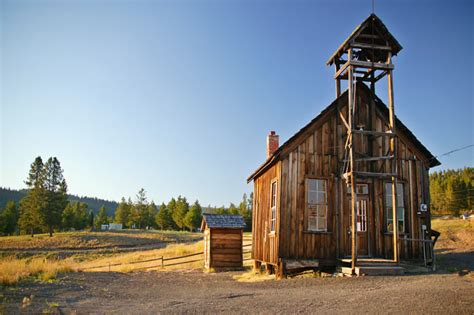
[0,156,253,236]
[430,167,473,215]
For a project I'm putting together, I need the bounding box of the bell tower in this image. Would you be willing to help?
[327,14,403,274]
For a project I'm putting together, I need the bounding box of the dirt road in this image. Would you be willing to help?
[1,270,473,314]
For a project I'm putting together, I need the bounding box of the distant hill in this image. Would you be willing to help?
[0,187,118,216]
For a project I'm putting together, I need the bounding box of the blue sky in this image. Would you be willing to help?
[1,0,472,206]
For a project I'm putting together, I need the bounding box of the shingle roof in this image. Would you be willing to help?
[202,214,246,229]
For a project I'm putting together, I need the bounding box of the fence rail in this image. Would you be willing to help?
[82,244,252,271]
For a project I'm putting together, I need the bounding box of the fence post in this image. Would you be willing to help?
[108,262,111,272]
[161,256,164,268]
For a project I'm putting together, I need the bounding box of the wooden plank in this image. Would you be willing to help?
[211,234,242,240]
[349,60,394,70]
[350,42,393,51]
[351,129,395,137]
[387,52,399,263]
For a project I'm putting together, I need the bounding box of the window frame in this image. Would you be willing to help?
[384,181,406,234]
[305,176,329,233]
[270,179,278,234]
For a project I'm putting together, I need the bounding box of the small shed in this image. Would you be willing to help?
[201,214,246,269]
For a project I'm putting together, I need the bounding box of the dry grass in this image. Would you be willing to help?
[0,256,74,286]
[432,218,474,252]
[0,230,202,250]
[233,269,275,282]
[77,240,205,272]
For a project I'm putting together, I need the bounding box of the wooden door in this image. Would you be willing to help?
[345,194,371,257]
[356,198,369,256]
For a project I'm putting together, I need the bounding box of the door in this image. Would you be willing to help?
[345,184,371,257]
[355,198,369,256]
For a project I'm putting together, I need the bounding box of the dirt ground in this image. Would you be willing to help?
[1,270,473,314]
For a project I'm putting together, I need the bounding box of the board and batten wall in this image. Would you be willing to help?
[206,228,243,268]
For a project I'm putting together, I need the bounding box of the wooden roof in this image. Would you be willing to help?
[327,14,403,66]
[247,83,441,183]
[201,214,245,229]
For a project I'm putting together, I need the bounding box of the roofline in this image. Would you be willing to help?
[326,13,403,66]
[247,83,440,183]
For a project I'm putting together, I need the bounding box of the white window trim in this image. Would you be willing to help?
[270,179,277,233]
[306,178,328,232]
[385,182,405,233]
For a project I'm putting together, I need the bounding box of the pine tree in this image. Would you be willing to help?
[114,197,131,228]
[172,196,189,230]
[155,203,173,230]
[0,201,19,236]
[184,200,202,231]
[95,206,109,230]
[228,203,239,215]
[42,157,68,236]
[131,188,149,229]
[239,193,252,231]
[62,203,76,230]
[74,202,89,230]
[147,202,159,229]
[19,157,46,236]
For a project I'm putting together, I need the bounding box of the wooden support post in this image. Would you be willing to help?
[387,52,399,263]
[336,62,341,97]
[253,260,261,272]
[347,48,358,274]
[161,256,164,268]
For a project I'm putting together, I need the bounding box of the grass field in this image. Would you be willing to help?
[0,230,202,250]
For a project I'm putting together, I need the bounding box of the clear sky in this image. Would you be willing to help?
[1,0,473,206]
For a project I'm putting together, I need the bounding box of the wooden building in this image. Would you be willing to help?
[201,214,245,269]
[247,14,440,276]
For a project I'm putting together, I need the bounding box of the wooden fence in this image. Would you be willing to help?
[81,241,253,271]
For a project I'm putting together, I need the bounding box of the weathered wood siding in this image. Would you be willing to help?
[252,84,433,265]
[252,162,280,265]
[278,111,338,263]
[209,228,243,268]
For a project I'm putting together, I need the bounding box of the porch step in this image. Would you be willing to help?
[339,258,397,266]
[340,265,404,276]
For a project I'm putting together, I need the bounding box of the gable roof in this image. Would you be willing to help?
[201,214,245,229]
[247,83,440,183]
[327,13,403,66]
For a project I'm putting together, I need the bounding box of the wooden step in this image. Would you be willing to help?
[341,265,404,276]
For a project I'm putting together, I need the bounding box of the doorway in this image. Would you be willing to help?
[345,184,371,257]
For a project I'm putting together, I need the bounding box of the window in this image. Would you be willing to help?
[307,179,327,232]
[385,183,405,233]
[270,180,277,232]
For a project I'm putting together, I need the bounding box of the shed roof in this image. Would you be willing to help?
[201,214,246,229]
[247,83,441,183]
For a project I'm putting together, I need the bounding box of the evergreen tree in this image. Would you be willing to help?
[73,202,89,230]
[172,196,189,230]
[155,203,173,230]
[0,201,19,236]
[228,203,239,215]
[147,202,159,229]
[87,211,94,229]
[114,197,131,228]
[95,206,109,230]
[239,193,252,231]
[62,203,76,230]
[42,157,68,236]
[131,188,149,229]
[184,200,202,231]
[19,157,46,236]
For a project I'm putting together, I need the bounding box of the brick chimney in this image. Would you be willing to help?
[266,131,279,158]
